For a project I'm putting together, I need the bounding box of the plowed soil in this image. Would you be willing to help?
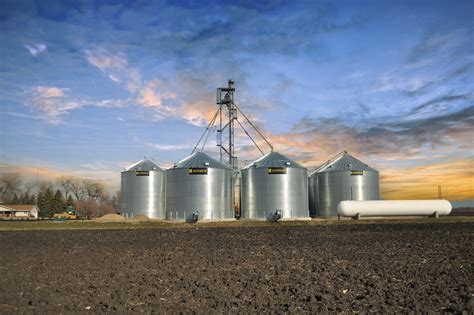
[1,222,472,313]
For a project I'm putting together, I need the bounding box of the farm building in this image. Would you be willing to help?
[0,205,39,219]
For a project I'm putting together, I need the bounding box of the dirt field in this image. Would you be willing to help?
[1,221,472,313]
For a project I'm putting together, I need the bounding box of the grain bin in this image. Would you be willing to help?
[309,151,379,217]
[241,152,309,219]
[121,157,166,219]
[166,151,233,220]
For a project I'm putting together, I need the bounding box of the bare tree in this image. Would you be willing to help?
[58,177,86,201]
[22,180,37,195]
[57,176,72,198]
[38,180,56,194]
[74,199,94,219]
[83,179,106,201]
[0,172,22,203]
[64,178,111,218]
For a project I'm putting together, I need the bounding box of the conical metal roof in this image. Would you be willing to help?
[244,151,306,169]
[314,152,377,173]
[171,151,231,169]
[124,157,164,172]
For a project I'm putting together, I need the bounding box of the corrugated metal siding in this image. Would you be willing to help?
[244,151,305,169]
[309,152,380,217]
[172,152,230,169]
[124,158,163,172]
[241,151,309,219]
[315,152,377,172]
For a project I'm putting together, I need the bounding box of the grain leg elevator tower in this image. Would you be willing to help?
[192,80,273,217]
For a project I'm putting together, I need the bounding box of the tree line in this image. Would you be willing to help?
[0,173,120,218]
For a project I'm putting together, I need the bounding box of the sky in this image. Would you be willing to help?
[0,0,473,204]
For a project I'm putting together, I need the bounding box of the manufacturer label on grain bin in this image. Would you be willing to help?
[268,167,286,174]
[350,170,364,176]
[135,171,150,176]
[189,167,208,175]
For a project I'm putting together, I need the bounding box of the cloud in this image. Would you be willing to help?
[34,86,66,98]
[24,43,47,57]
[143,141,192,151]
[108,74,121,82]
[375,28,473,97]
[256,96,474,169]
[170,2,363,58]
[137,79,176,110]
[85,49,208,124]
[85,49,141,93]
[170,75,220,126]
[377,72,432,94]
[0,111,42,121]
[134,136,193,152]
[408,93,471,118]
[95,98,133,108]
[89,52,293,131]
[85,49,218,126]
[406,29,470,67]
[29,87,132,124]
[127,68,142,93]
[30,86,82,124]
[85,49,127,72]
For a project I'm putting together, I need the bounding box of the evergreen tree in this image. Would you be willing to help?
[29,194,36,205]
[66,195,74,207]
[40,188,54,217]
[37,191,43,208]
[37,191,48,217]
[51,189,66,214]
[44,188,53,209]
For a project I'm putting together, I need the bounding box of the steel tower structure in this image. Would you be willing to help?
[191,80,273,215]
[216,80,237,169]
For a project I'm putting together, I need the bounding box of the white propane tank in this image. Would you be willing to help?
[337,200,452,218]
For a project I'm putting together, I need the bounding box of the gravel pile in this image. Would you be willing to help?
[96,213,126,222]
[132,215,150,222]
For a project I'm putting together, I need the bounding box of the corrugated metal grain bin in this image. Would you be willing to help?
[241,152,309,219]
[121,157,166,219]
[166,151,233,220]
[309,152,379,217]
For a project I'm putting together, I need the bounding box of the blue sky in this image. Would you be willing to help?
[0,0,473,201]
